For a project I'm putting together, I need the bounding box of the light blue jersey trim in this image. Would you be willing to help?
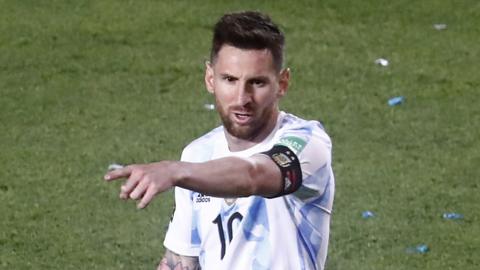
[191,210,201,246]
[182,128,223,250]
[296,178,333,269]
[242,197,271,270]
[301,163,332,211]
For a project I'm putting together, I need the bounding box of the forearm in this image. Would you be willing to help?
[104,154,282,209]
[174,156,281,198]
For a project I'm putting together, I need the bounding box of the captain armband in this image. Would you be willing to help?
[260,144,303,198]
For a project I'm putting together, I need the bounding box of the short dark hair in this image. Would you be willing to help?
[210,11,285,71]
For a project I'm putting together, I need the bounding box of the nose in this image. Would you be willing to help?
[236,82,253,106]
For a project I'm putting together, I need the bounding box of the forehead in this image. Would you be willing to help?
[213,45,276,75]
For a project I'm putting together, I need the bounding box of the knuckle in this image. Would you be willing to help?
[143,175,151,184]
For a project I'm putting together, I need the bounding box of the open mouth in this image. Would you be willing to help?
[233,112,253,125]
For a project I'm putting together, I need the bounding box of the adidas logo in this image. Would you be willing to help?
[195,193,211,203]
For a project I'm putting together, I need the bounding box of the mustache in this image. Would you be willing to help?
[228,104,255,112]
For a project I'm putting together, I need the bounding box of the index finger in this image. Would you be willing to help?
[104,165,133,181]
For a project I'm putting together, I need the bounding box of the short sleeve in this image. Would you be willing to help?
[163,187,201,256]
[275,121,333,201]
[163,148,202,256]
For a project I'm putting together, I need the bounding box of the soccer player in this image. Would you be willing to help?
[105,11,335,270]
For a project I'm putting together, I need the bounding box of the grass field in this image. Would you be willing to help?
[1,0,479,269]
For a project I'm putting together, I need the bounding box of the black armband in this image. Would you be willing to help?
[261,144,302,198]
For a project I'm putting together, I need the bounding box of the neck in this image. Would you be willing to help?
[225,110,280,152]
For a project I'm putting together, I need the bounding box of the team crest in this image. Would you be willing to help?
[224,198,237,206]
[272,152,293,167]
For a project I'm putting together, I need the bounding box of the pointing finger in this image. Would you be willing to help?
[104,165,133,181]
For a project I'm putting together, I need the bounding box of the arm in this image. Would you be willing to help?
[104,154,282,208]
[157,249,200,270]
[177,155,282,198]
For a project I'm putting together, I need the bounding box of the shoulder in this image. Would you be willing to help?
[181,126,224,162]
[276,112,332,151]
[277,113,335,199]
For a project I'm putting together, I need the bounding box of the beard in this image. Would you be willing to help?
[215,99,277,141]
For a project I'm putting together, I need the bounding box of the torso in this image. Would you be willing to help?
[165,112,335,270]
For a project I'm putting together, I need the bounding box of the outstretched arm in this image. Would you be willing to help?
[157,249,200,270]
[104,154,282,208]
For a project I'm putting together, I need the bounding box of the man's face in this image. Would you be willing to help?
[205,45,289,141]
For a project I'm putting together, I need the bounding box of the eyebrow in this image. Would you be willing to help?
[219,73,237,79]
[247,76,270,83]
[219,72,270,80]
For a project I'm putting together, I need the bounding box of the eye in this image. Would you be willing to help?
[251,79,266,87]
[222,75,236,82]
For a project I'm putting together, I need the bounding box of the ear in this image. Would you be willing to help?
[205,61,215,94]
[277,68,290,97]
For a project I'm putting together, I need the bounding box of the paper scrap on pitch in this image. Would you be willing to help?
[374,58,389,67]
[204,103,215,110]
[433,24,447,30]
[108,163,124,171]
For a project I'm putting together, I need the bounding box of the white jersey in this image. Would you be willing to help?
[164,111,335,270]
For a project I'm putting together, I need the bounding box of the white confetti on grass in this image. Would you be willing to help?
[107,163,124,171]
[433,23,447,30]
[374,58,389,66]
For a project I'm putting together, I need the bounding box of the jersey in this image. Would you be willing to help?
[164,111,335,270]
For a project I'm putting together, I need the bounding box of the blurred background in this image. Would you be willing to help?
[1,0,479,269]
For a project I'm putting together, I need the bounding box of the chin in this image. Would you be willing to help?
[227,124,260,140]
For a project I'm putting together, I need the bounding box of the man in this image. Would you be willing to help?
[105,11,334,270]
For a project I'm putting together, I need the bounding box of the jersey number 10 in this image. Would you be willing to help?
[212,212,243,259]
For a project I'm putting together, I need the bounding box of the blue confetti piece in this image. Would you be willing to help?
[388,96,405,106]
[362,210,375,219]
[406,244,429,254]
[442,212,464,220]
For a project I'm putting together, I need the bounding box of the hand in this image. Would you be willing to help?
[156,255,201,270]
[104,162,176,209]
[156,258,185,270]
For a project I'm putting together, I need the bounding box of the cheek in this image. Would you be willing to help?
[215,90,233,104]
[214,92,235,111]
[214,84,236,102]
[255,90,278,107]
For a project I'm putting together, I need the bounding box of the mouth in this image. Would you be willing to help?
[232,111,253,125]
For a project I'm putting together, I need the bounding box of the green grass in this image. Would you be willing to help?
[1,0,479,269]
